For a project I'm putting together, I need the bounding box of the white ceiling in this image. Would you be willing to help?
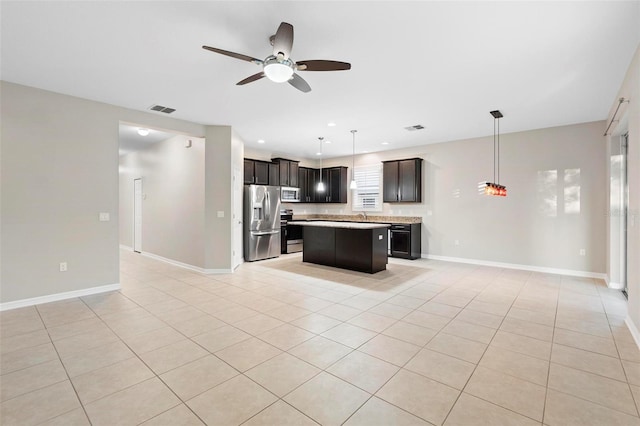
[2,1,639,160]
[119,124,177,156]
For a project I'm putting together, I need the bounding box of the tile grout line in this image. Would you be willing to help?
[438,267,527,425]
[32,302,94,425]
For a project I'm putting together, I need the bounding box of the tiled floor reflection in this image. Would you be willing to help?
[1,250,639,425]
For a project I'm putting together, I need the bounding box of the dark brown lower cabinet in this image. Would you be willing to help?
[302,225,388,273]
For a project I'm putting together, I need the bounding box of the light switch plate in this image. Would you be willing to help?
[99,212,110,222]
[217,211,224,218]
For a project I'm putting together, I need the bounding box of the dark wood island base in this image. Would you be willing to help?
[292,221,390,274]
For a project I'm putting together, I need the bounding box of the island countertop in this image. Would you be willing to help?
[288,220,391,230]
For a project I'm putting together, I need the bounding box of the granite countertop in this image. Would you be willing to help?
[288,220,391,229]
[291,214,421,224]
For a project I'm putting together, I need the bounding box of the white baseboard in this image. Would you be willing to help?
[119,244,133,251]
[140,251,233,275]
[422,254,607,280]
[0,283,121,312]
[625,316,640,350]
[608,281,625,290]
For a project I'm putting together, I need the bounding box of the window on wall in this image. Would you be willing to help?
[352,164,382,211]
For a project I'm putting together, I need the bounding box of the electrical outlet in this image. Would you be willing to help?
[454,240,460,246]
[59,262,67,272]
[99,212,110,222]
[217,211,224,218]
[579,249,586,256]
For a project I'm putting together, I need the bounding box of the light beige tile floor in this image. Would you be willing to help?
[1,250,640,425]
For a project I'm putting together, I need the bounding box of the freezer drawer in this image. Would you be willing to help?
[245,229,281,261]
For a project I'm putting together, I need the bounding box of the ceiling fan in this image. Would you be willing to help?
[202,22,351,93]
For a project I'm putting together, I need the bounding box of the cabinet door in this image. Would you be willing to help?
[269,162,280,186]
[290,162,299,187]
[328,168,341,202]
[298,167,308,202]
[254,161,269,185]
[383,161,399,202]
[243,159,255,184]
[308,168,319,202]
[279,160,290,187]
[317,169,328,202]
[398,159,421,202]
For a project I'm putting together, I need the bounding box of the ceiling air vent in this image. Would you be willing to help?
[404,124,425,131]
[149,104,176,114]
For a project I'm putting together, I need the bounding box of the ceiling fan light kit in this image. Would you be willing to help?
[202,21,351,93]
[479,110,507,197]
[263,56,294,82]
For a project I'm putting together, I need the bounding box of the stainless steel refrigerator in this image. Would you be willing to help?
[244,185,281,261]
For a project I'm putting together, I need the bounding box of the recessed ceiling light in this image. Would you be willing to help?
[137,128,150,136]
[381,142,389,145]
[257,139,265,144]
[327,122,336,127]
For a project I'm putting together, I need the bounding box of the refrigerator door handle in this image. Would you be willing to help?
[265,190,270,222]
[251,230,280,236]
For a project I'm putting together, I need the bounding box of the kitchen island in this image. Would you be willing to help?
[289,221,390,273]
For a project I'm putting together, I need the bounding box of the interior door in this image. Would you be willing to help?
[133,178,142,253]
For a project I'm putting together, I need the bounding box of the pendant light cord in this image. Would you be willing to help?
[497,117,500,184]
[351,130,356,176]
[493,119,496,183]
[319,137,323,182]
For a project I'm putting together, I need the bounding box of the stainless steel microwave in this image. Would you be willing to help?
[281,187,300,202]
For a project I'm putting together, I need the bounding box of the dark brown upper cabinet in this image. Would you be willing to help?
[382,158,422,202]
[298,166,319,203]
[318,166,348,203]
[244,159,269,185]
[272,158,299,187]
[268,162,280,186]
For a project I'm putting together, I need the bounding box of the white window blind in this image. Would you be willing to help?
[352,164,382,211]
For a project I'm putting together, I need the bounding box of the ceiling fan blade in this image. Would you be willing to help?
[288,73,311,93]
[272,22,294,59]
[202,45,262,64]
[296,60,351,71]
[237,72,265,85]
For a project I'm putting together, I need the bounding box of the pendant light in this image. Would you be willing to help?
[349,130,358,190]
[317,137,326,193]
[479,110,507,197]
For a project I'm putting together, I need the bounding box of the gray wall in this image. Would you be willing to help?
[204,126,234,272]
[1,81,205,303]
[119,135,206,267]
[313,121,608,274]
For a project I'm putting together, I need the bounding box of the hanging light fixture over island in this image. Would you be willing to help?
[479,110,507,197]
[350,130,358,190]
[316,137,325,193]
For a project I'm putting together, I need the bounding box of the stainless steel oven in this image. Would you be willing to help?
[280,209,303,253]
